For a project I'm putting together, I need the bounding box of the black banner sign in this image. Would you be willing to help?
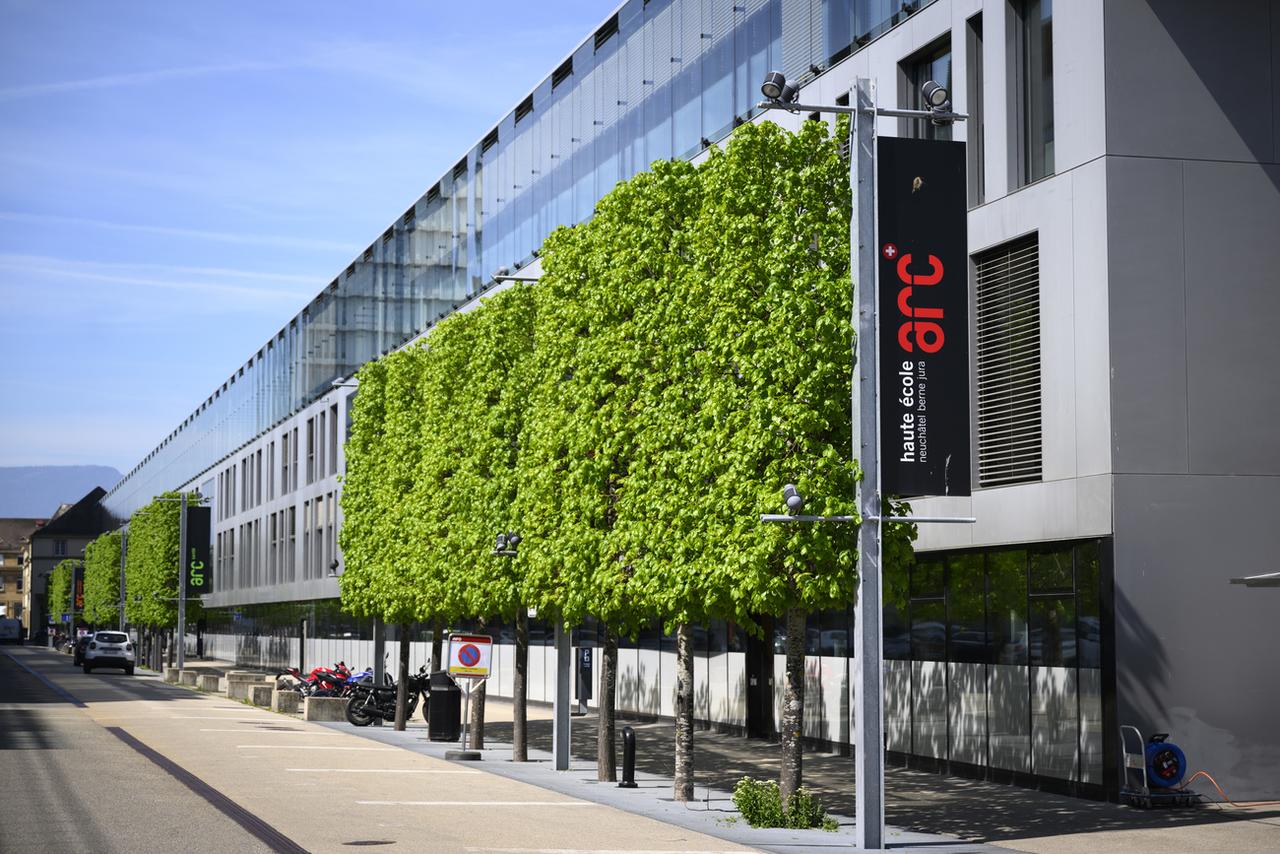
[877,137,970,497]
[73,563,84,611]
[184,506,212,597]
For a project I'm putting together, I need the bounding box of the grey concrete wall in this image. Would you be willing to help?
[1105,0,1280,800]
[1113,475,1280,799]
[1105,0,1278,165]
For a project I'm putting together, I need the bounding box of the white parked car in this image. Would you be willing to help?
[83,631,135,675]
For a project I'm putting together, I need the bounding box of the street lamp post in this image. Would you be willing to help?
[757,74,969,850]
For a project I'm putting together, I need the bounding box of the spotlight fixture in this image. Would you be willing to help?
[783,483,805,514]
[494,531,521,556]
[761,70,786,101]
[779,82,800,104]
[921,80,949,110]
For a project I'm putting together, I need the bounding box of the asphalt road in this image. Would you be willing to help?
[0,648,277,854]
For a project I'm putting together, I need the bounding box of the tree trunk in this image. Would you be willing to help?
[779,606,806,806]
[430,620,443,673]
[597,625,618,782]
[394,622,410,731]
[469,679,487,749]
[673,622,694,801]
[513,608,529,761]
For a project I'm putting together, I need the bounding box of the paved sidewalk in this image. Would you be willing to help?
[351,697,1279,854]
[154,656,1280,852]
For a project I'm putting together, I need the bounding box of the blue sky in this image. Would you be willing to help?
[0,0,610,474]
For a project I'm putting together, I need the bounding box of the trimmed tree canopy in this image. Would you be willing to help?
[83,529,122,627]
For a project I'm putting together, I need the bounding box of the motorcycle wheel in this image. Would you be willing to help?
[345,694,376,727]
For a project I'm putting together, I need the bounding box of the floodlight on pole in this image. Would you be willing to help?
[761,70,786,101]
[921,80,949,109]
[783,484,805,514]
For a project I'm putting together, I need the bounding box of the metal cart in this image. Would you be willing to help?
[1119,725,1200,808]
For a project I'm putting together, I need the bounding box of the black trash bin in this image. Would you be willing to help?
[427,671,462,741]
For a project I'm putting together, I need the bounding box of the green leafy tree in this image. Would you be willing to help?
[83,530,122,627]
[433,285,539,758]
[340,347,437,729]
[618,120,914,801]
[124,492,202,628]
[48,559,75,628]
[519,159,702,782]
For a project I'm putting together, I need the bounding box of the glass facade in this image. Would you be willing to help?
[103,0,936,519]
[885,539,1106,786]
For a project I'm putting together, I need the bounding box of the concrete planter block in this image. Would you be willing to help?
[179,670,199,686]
[226,674,270,700]
[228,679,261,701]
[303,696,348,722]
[272,689,301,714]
[198,674,221,692]
[163,667,180,683]
[250,684,274,707]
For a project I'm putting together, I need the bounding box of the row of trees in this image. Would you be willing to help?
[71,492,203,666]
[339,119,915,802]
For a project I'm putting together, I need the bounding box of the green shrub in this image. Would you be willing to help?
[732,777,837,831]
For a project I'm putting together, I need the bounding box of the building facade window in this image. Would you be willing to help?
[965,13,984,206]
[1012,0,1053,185]
[974,233,1042,488]
[885,539,1105,785]
[329,404,339,476]
[281,433,291,495]
[54,539,67,556]
[900,37,952,141]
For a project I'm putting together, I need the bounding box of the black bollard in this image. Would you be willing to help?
[619,725,638,788]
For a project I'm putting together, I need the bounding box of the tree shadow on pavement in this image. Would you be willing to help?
[480,707,1280,844]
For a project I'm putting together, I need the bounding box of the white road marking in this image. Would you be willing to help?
[237,745,397,751]
[171,716,271,720]
[287,768,481,774]
[199,728,342,735]
[358,801,601,807]
[466,850,745,854]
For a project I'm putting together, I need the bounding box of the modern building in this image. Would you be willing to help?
[0,518,42,624]
[22,488,114,636]
[99,0,1280,801]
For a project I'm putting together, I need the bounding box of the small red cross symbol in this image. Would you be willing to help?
[881,243,898,260]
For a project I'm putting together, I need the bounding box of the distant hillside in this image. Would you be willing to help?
[0,466,122,517]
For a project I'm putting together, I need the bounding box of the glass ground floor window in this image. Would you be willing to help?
[884,538,1106,786]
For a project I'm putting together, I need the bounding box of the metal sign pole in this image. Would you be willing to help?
[553,621,571,770]
[177,492,187,670]
[118,529,127,633]
[852,77,886,852]
[460,679,471,751]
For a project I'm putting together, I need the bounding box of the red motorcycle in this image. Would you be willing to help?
[276,661,353,696]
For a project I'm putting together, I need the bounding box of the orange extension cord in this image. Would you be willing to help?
[1179,770,1280,807]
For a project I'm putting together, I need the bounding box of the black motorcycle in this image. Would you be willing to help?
[345,665,430,726]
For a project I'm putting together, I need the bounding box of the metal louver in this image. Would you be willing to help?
[974,234,1041,487]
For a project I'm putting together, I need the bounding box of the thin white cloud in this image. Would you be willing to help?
[0,59,289,101]
[0,253,315,301]
[0,210,356,253]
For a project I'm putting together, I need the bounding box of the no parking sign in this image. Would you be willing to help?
[447,633,492,679]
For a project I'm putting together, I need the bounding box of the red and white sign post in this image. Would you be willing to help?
[447,633,493,756]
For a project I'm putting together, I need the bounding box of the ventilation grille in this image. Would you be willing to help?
[552,58,573,89]
[594,14,618,51]
[514,94,534,124]
[974,234,1041,487]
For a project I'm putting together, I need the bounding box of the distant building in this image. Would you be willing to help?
[22,487,113,636]
[0,518,42,627]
